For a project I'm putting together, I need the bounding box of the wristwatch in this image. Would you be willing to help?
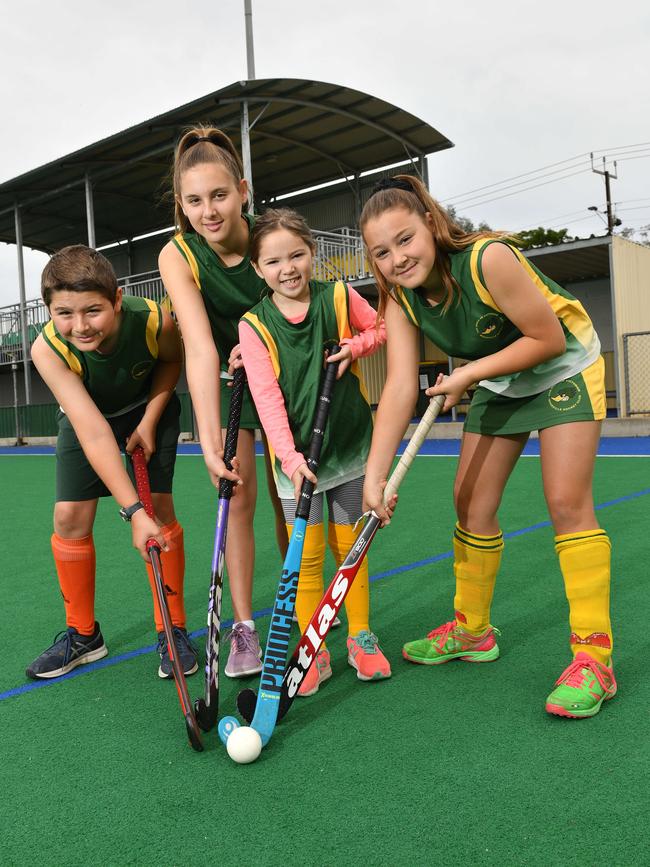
[119,501,145,522]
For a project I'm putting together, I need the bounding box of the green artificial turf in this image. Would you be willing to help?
[1,454,648,866]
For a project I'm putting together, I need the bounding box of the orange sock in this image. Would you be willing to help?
[145,521,186,632]
[51,533,96,636]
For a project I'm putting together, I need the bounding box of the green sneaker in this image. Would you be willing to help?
[545,652,616,719]
[402,618,500,665]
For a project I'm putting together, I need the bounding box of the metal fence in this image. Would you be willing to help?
[623,331,650,414]
[0,229,369,366]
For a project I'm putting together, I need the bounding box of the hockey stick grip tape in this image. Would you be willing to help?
[219,367,246,499]
[131,446,160,552]
[296,346,340,520]
[383,395,444,503]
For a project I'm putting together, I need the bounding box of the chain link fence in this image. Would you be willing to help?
[623,331,650,414]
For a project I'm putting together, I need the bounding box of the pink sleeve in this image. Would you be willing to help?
[238,321,306,482]
[341,285,386,359]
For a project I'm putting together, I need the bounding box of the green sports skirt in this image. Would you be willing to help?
[464,356,606,436]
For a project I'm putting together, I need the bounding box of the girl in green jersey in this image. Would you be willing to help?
[239,209,391,695]
[159,127,285,678]
[360,176,615,719]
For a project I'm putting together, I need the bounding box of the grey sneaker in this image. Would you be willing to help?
[157,626,199,679]
[224,622,263,678]
[26,622,108,680]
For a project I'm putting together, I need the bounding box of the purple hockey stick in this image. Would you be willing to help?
[194,367,246,732]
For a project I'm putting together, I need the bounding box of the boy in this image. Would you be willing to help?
[26,245,197,681]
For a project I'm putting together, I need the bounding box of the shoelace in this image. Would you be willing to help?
[157,627,193,650]
[556,655,615,695]
[172,627,195,656]
[426,620,457,645]
[228,624,258,653]
[51,628,79,664]
[352,631,379,653]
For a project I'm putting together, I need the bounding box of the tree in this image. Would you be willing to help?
[620,225,650,246]
[516,227,572,249]
[446,205,492,234]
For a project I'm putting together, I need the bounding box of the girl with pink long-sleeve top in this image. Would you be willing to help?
[238,208,392,697]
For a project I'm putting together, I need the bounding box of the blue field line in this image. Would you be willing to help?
[2,436,650,457]
[3,483,650,704]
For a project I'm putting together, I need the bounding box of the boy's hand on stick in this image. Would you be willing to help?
[131,509,168,561]
[125,423,156,462]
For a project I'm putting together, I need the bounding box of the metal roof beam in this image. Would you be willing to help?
[0,140,176,219]
[219,94,427,156]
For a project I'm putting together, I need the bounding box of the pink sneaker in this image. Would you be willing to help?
[347,631,392,681]
[298,649,332,697]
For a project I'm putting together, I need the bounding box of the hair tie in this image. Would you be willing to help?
[194,136,213,144]
[370,177,414,197]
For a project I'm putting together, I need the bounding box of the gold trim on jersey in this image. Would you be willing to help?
[581,355,606,419]
[241,312,280,378]
[43,321,83,377]
[333,280,352,339]
[332,280,370,406]
[469,239,501,312]
[143,298,160,359]
[392,285,418,326]
[174,234,201,289]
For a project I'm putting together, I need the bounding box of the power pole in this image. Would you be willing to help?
[590,154,620,235]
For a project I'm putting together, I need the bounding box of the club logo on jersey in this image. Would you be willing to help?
[475,312,505,339]
[548,378,582,411]
[131,360,154,380]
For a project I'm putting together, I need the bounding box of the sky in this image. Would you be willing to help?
[1,0,649,307]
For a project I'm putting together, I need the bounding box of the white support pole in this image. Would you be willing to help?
[244,0,255,79]
[14,205,32,405]
[85,173,96,248]
[241,99,254,210]
[241,0,255,210]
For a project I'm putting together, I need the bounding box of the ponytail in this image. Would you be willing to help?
[172,126,248,233]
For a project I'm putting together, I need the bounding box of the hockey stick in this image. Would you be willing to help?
[132,446,204,752]
[220,348,340,749]
[193,367,246,732]
[236,395,445,725]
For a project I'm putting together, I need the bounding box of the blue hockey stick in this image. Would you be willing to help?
[219,347,340,749]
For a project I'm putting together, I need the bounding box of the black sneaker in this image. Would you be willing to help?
[26,622,108,680]
[157,627,198,679]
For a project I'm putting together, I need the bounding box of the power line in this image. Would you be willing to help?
[442,155,591,203]
[449,168,591,211]
[442,144,650,213]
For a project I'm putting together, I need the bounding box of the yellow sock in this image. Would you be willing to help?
[453,523,503,635]
[293,524,326,649]
[555,529,612,665]
[328,522,369,636]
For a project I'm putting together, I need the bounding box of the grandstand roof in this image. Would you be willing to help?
[0,78,452,253]
[526,236,611,283]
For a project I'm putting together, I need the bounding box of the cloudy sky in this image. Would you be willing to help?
[1,0,648,307]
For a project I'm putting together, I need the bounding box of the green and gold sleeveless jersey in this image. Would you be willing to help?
[241,280,373,498]
[172,213,266,371]
[42,295,163,417]
[393,238,601,398]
